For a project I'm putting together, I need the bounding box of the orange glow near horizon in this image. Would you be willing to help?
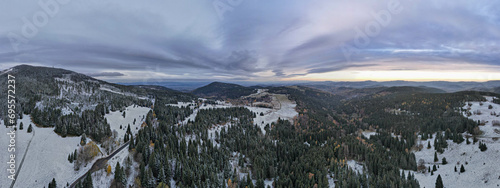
[283,70,500,82]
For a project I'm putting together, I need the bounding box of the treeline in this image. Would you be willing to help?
[127,84,423,187]
[342,91,485,137]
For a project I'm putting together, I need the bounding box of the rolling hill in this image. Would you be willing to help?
[191,81,256,99]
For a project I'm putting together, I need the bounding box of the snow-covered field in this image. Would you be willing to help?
[105,105,151,141]
[0,104,150,188]
[413,96,500,188]
[245,93,298,134]
[361,131,377,139]
[167,101,195,108]
[0,116,96,188]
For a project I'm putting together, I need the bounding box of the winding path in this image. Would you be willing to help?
[68,141,130,188]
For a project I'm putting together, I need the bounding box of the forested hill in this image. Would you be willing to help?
[377,86,446,94]
[191,81,256,99]
[0,65,194,142]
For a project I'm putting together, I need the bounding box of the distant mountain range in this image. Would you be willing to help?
[301,80,500,93]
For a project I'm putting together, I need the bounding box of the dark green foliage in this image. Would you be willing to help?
[442,157,447,165]
[479,142,487,151]
[48,178,56,188]
[342,91,483,135]
[434,132,448,153]
[434,152,438,162]
[460,165,465,173]
[83,173,93,188]
[493,97,500,104]
[27,124,33,133]
[114,162,126,186]
[19,122,23,130]
[256,179,265,188]
[435,174,444,188]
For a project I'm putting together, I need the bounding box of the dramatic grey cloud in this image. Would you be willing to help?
[0,0,499,82]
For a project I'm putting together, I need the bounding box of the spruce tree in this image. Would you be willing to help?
[48,178,56,188]
[83,173,93,188]
[434,152,438,162]
[460,164,465,173]
[129,134,135,151]
[479,142,487,151]
[27,124,33,133]
[256,179,265,188]
[435,174,444,188]
[114,162,123,185]
[19,122,23,130]
[441,157,447,165]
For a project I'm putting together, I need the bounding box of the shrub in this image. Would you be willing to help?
[492,120,500,126]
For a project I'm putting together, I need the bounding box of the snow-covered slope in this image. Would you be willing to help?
[105,105,151,141]
[413,96,500,188]
[0,116,97,188]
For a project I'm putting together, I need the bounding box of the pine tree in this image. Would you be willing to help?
[479,142,487,151]
[432,164,437,172]
[19,122,23,130]
[48,178,56,188]
[27,124,33,133]
[127,124,131,135]
[159,167,167,184]
[427,141,431,149]
[434,152,438,162]
[81,134,87,146]
[441,157,447,165]
[115,162,124,185]
[454,166,457,172]
[256,179,265,188]
[61,124,67,137]
[74,149,78,161]
[83,173,93,188]
[460,164,465,173]
[435,174,444,188]
[129,134,135,151]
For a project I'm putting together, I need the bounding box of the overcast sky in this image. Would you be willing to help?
[1,0,500,82]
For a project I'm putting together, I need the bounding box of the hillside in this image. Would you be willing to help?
[191,82,256,99]
[378,86,446,94]
[0,65,193,141]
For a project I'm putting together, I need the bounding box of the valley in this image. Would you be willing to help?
[1,65,500,188]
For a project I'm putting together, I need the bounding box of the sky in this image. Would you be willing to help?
[1,0,500,83]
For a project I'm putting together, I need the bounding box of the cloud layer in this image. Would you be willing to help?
[1,0,499,82]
